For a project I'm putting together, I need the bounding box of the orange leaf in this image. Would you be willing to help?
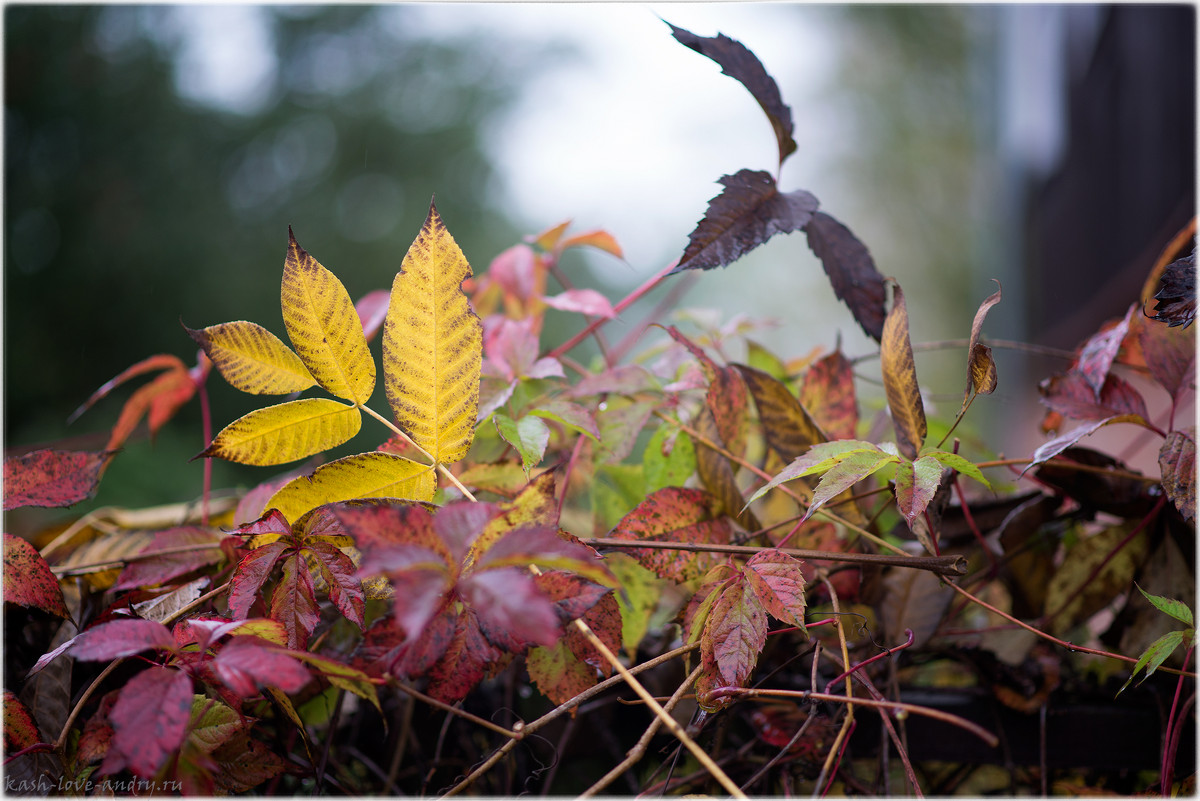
[880,283,926,460]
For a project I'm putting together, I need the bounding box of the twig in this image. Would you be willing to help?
[393,681,520,740]
[812,577,854,796]
[51,542,226,576]
[547,262,676,360]
[584,537,967,577]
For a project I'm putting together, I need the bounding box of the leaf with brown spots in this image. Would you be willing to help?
[3,448,113,511]
[610,487,732,582]
[737,364,827,462]
[962,280,1002,408]
[3,534,69,618]
[1159,428,1196,522]
[800,349,858,441]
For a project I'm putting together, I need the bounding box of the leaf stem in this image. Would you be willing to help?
[583,537,966,577]
[359,403,477,502]
[1161,644,1193,795]
[392,681,520,740]
[547,261,677,360]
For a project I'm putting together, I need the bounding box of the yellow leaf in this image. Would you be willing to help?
[282,229,376,405]
[265,452,436,524]
[186,321,315,395]
[383,199,482,465]
[202,398,361,466]
[880,283,927,460]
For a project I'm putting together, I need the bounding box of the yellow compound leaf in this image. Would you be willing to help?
[383,199,482,465]
[282,229,376,405]
[202,398,361,466]
[186,321,315,395]
[265,452,436,524]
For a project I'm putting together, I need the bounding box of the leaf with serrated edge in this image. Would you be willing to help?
[468,471,559,565]
[746,440,880,506]
[1158,429,1195,522]
[800,350,858,441]
[1039,371,1149,422]
[704,578,767,687]
[801,448,898,523]
[804,212,887,342]
[922,450,991,489]
[670,170,818,274]
[187,321,315,395]
[1137,583,1194,627]
[894,455,944,528]
[1118,629,1187,695]
[3,449,113,511]
[202,397,361,466]
[736,364,827,463]
[743,549,807,631]
[285,651,381,713]
[270,554,320,650]
[881,283,926,459]
[266,452,434,525]
[103,666,193,778]
[71,619,176,661]
[963,280,1002,406]
[228,540,291,619]
[610,487,732,583]
[3,534,69,617]
[281,229,375,404]
[384,199,482,466]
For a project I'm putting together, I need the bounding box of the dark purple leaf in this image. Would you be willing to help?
[1150,252,1196,328]
[803,211,887,341]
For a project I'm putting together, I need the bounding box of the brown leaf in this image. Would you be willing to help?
[3,449,113,511]
[963,280,1002,405]
[736,364,827,462]
[670,170,818,274]
[880,283,926,460]
[799,349,858,441]
[1159,428,1196,521]
[666,22,797,168]
[803,212,887,341]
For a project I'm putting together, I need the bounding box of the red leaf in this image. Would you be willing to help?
[559,229,624,258]
[533,570,611,624]
[305,541,365,628]
[471,524,605,580]
[462,567,561,651]
[212,637,311,698]
[102,667,193,778]
[610,487,733,582]
[113,527,226,591]
[334,500,451,567]
[355,289,392,342]
[486,244,539,304]
[353,610,456,679]
[434,501,502,563]
[1159,428,1196,522]
[1039,371,1149,422]
[3,448,113,510]
[704,578,767,687]
[803,211,887,342]
[800,350,858,441]
[3,534,69,618]
[104,363,199,451]
[227,540,291,620]
[269,554,320,650]
[68,353,187,424]
[425,609,501,704]
[1077,306,1135,398]
[232,508,293,539]
[893,455,946,528]
[671,170,817,274]
[743,549,808,629]
[667,22,797,168]
[1134,312,1196,401]
[483,317,562,382]
[4,691,40,752]
[71,619,175,661]
[526,592,621,706]
[542,288,616,319]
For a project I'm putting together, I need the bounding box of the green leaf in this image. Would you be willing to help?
[1117,629,1187,695]
[591,463,646,532]
[894,455,945,527]
[802,448,897,522]
[745,440,881,506]
[922,450,991,489]
[527,400,601,442]
[493,413,550,477]
[1136,583,1194,627]
[643,424,696,493]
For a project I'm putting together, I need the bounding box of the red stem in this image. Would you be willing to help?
[1161,644,1194,795]
[823,629,915,693]
[197,374,213,526]
[821,718,855,798]
[953,475,997,576]
[3,742,56,766]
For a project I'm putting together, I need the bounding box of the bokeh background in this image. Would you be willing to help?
[5,4,1194,511]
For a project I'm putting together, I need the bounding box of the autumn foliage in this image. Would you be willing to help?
[4,22,1195,798]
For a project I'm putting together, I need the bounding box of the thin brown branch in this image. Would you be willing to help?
[392,681,521,740]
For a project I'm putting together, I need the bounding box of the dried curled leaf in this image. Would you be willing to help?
[383,199,482,465]
[1159,428,1196,522]
[963,280,1002,406]
[670,170,818,274]
[1149,251,1196,328]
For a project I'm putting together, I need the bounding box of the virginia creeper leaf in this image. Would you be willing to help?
[186,321,315,395]
[286,650,380,712]
[467,470,560,560]
[803,211,887,341]
[694,407,759,531]
[746,439,880,506]
[1149,251,1196,328]
[461,567,561,651]
[270,554,320,650]
[526,591,621,706]
[266,452,435,525]
[801,447,898,523]
[3,534,69,618]
[305,541,366,628]
[1118,629,1188,695]
[1135,312,1196,401]
[800,349,858,441]
[71,619,175,661]
[1159,428,1196,521]
[605,553,663,658]
[923,450,991,489]
[493,413,550,477]
[670,169,818,274]
[212,636,311,698]
[963,280,1002,405]
[704,578,767,687]
[473,525,611,589]
[610,487,732,582]
[1038,371,1149,422]
[743,549,808,630]
[210,732,286,793]
[1026,415,1149,472]
[103,667,192,778]
[736,364,827,462]
[113,527,226,591]
[542,288,616,318]
[894,455,944,528]
[228,540,291,620]
[880,283,926,459]
[383,199,482,465]
[528,399,601,442]
[424,609,500,704]
[1077,305,1134,398]
[281,229,376,404]
[3,448,113,510]
[666,22,797,168]
[4,691,40,752]
[1137,583,1195,627]
[186,696,244,755]
[201,397,361,466]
